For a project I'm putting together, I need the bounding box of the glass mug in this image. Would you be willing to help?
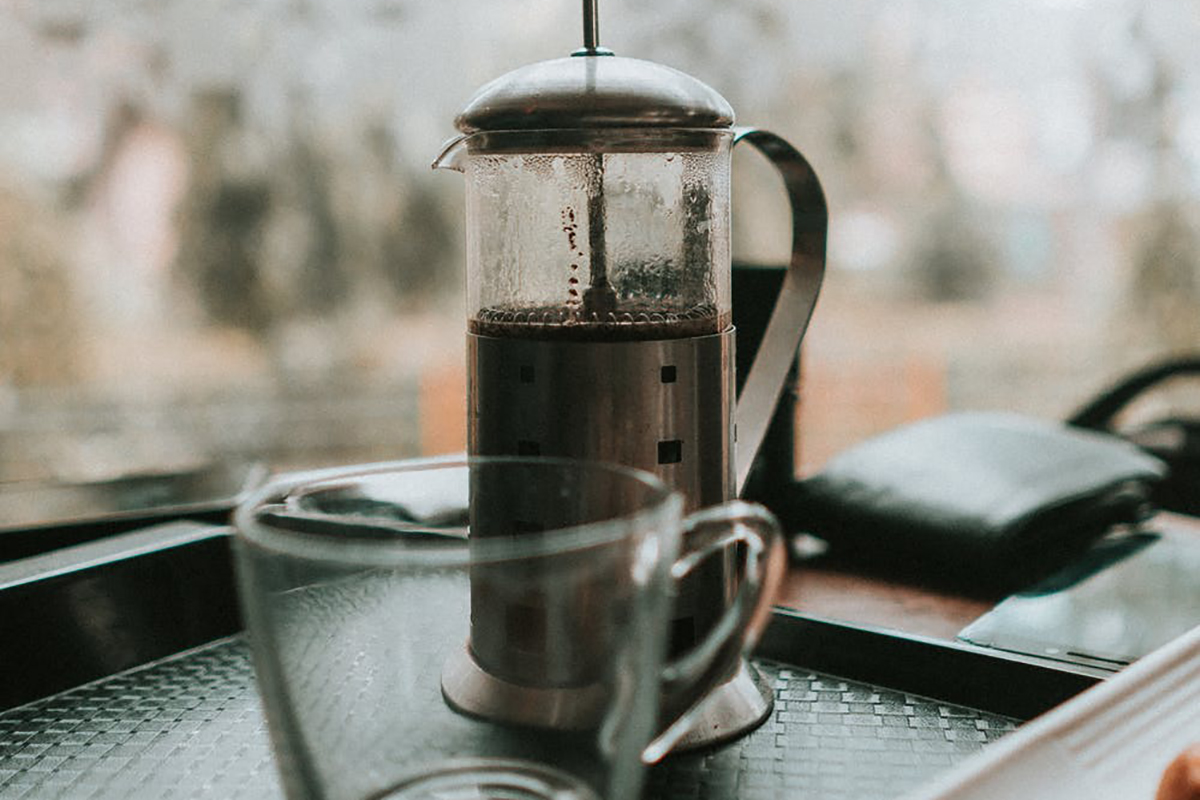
[233,457,784,800]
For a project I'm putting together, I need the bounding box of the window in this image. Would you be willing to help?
[2,1,1196,484]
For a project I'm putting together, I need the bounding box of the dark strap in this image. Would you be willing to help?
[1068,355,1200,430]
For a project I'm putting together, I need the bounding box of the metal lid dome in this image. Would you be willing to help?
[455,53,735,133]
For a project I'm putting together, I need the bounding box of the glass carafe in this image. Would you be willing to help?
[435,49,827,751]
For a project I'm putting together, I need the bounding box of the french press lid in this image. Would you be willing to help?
[455,56,735,133]
[454,0,733,134]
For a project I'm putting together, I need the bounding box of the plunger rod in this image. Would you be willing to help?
[583,0,599,52]
[583,155,615,316]
[578,0,615,316]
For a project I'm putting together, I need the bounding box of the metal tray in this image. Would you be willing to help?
[0,522,1101,800]
[0,462,265,563]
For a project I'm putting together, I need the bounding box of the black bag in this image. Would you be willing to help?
[782,412,1166,593]
[1068,355,1200,515]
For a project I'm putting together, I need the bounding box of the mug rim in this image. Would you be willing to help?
[233,455,682,567]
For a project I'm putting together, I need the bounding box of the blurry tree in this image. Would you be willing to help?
[0,191,80,387]
[174,90,275,334]
[1112,16,1200,354]
[278,124,348,317]
[909,200,996,303]
[379,179,457,302]
[1131,206,1200,352]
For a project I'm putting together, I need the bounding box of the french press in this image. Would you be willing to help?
[434,1,827,749]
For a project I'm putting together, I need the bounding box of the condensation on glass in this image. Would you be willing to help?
[438,129,733,342]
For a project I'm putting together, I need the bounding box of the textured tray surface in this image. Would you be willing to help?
[0,638,1017,800]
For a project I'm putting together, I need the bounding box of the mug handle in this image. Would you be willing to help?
[731,128,828,495]
[641,500,786,764]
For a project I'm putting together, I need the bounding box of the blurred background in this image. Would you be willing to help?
[2,0,1199,484]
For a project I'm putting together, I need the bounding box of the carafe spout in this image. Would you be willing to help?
[431,134,470,172]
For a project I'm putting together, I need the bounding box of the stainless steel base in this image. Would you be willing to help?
[466,330,770,751]
[441,644,608,731]
[442,645,773,753]
[668,658,774,752]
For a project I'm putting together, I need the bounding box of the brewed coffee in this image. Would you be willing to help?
[470,302,730,341]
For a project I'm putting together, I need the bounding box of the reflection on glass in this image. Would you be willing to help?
[960,529,1200,666]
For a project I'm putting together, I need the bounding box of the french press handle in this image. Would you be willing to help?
[731,128,828,495]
